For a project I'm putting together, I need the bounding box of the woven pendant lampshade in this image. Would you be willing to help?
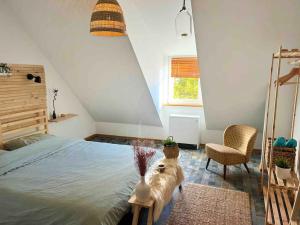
[90,0,126,36]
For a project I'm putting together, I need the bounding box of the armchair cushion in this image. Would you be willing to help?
[206,143,247,165]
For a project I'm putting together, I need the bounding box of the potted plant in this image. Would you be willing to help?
[163,136,179,159]
[275,157,291,180]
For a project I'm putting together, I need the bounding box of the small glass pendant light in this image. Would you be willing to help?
[175,0,193,38]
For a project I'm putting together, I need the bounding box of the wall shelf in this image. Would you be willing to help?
[48,114,78,123]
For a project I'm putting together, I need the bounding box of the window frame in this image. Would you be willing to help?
[167,56,202,105]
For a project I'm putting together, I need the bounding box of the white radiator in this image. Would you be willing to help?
[169,114,200,148]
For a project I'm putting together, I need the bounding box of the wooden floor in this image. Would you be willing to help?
[91,136,265,225]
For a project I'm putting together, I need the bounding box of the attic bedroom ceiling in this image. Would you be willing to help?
[6,0,300,135]
[5,0,161,126]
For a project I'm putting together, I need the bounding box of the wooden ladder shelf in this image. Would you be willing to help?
[261,47,300,225]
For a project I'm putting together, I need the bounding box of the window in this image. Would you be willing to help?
[167,57,201,105]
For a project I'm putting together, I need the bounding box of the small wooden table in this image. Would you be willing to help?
[128,195,154,225]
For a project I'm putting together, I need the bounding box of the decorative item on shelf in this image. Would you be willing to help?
[273,136,286,147]
[90,0,126,37]
[175,0,192,38]
[157,164,165,173]
[51,89,59,120]
[27,74,41,83]
[275,157,291,180]
[266,137,296,169]
[0,63,11,76]
[163,136,179,159]
[48,113,78,123]
[132,139,156,202]
[285,138,297,148]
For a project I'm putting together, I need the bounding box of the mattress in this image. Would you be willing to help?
[0,136,157,225]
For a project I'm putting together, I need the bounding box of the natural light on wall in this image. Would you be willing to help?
[166,57,202,106]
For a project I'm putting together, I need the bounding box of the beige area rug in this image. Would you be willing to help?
[167,183,252,225]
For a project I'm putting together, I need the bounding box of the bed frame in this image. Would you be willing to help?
[0,64,48,148]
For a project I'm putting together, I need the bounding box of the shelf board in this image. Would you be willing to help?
[264,169,299,225]
[263,186,292,225]
[48,113,78,123]
[268,169,299,191]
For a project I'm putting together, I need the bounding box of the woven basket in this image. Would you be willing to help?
[265,138,296,169]
[163,145,179,159]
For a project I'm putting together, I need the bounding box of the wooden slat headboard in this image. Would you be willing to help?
[0,64,48,148]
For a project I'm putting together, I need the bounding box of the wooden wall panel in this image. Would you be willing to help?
[0,64,48,147]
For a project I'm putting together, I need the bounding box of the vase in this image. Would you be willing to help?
[275,166,291,180]
[135,176,151,202]
[52,111,57,119]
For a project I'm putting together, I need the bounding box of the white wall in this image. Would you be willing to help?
[192,0,300,136]
[96,106,263,149]
[120,0,263,149]
[120,0,197,109]
[0,1,96,138]
[96,106,203,140]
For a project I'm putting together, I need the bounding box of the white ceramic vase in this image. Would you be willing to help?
[135,176,150,202]
[275,166,291,180]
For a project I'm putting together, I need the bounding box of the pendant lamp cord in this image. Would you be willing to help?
[180,0,186,12]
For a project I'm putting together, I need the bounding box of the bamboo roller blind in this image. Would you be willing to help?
[171,57,200,78]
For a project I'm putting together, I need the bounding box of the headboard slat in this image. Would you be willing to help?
[0,109,45,120]
[1,116,46,128]
[0,64,48,147]
[3,123,44,136]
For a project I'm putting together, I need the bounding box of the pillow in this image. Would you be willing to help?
[4,133,54,151]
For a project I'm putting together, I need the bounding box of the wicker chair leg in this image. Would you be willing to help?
[223,165,227,179]
[206,158,211,169]
[179,184,183,192]
[243,163,250,173]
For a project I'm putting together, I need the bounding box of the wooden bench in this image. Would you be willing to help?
[129,158,184,225]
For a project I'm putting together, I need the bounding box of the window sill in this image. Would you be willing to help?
[163,103,203,108]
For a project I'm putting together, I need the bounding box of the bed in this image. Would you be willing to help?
[0,64,163,225]
[0,136,145,225]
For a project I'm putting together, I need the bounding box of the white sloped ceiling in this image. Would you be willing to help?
[192,0,300,132]
[6,0,161,126]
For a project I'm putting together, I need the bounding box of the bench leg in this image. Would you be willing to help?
[243,163,250,173]
[132,205,141,225]
[179,184,183,192]
[147,206,153,225]
[223,165,227,180]
[206,158,211,169]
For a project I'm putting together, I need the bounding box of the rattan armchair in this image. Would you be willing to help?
[205,125,258,179]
